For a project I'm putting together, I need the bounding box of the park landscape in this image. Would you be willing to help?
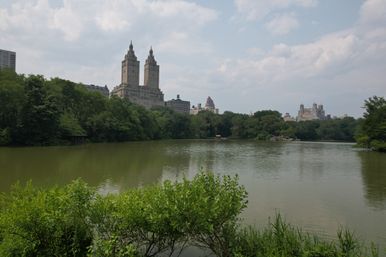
[1,0,386,256]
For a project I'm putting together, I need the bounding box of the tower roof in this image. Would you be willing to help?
[126,40,137,59]
[205,96,215,109]
[146,46,157,65]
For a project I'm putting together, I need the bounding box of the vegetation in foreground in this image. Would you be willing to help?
[0,69,360,146]
[0,173,381,257]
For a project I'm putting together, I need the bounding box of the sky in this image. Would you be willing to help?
[1,0,386,117]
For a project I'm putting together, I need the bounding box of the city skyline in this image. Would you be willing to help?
[1,0,385,117]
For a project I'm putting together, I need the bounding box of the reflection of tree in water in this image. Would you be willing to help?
[0,141,191,192]
[358,151,386,210]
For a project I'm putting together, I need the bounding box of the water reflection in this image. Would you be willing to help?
[0,141,192,191]
[358,151,386,210]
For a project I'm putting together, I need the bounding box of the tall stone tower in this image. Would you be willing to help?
[144,47,159,89]
[121,41,140,86]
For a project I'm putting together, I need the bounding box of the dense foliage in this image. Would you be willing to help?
[356,96,386,152]
[0,173,379,257]
[0,69,360,146]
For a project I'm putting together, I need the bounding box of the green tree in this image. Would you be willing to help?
[16,76,60,145]
[0,180,94,257]
[357,96,386,151]
[294,120,320,141]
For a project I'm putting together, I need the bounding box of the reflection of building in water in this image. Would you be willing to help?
[297,103,326,121]
[191,96,219,115]
[358,151,386,210]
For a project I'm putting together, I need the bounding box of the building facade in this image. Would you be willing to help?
[0,49,16,71]
[83,84,110,97]
[283,113,296,122]
[165,95,190,114]
[297,103,326,121]
[191,96,219,115]
[111,42,164,109]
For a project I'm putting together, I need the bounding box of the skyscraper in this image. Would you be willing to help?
[111,42,164,109]
[121,41,140,87]
[0,49,16,72]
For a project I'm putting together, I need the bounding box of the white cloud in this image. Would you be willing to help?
[359,0,386,25]
[156,31,212,55]
[94,0,217,32]
[234,0,317,20]
[0,0,218,86]
[219,1,386,89]
[0,0,218,39]
[95,1,133,32]
[51,1,84,41]
[0,9,9,30]
[217,31,361,84]
[265,13,299,35]
[149,0,217,25]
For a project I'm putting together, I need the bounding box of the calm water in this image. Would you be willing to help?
[0,140,385,252]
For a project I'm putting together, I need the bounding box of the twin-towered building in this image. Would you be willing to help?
[111,42,165,109]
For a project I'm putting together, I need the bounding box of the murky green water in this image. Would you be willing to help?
[0,140,385,252]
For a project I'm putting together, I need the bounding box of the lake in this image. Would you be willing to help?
[0,140,385,253]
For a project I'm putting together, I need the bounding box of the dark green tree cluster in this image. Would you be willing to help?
[0,70,186,145]
[356,96,386,152]
[0,173,379,257]
[0,69,361,146]
[284,117,359,142]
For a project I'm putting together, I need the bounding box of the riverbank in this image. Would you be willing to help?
[0,173,381,257]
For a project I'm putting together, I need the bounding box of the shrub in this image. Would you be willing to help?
[90,172,248,257]
[0,180,94,257]
[0,174,379,257]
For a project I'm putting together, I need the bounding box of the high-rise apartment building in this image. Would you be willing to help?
[111,42,164,109]
[0,49,16,71]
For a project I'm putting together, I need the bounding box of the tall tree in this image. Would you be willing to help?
[16,76,60,145]
[357,96,386,151]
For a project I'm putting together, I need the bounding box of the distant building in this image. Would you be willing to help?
[0,49,16,71]
[191,96,219,115]
[165,95,190,114]
[83,84,109,97]
[297,103,326,121]
[111,42,164,109]
[283,113,296,122]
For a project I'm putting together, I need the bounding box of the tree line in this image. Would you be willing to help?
[0,173,379,257]
[0,69,371,146]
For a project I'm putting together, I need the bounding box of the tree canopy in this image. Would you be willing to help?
[356,96,386,151]
[0,70,362,146]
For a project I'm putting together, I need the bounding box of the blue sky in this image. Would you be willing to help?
[1,0,385,117]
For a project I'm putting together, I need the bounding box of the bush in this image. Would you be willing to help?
[89,172,248,257]
[0,180,94,257]
[369,140,386,152]
[0,174,379,257]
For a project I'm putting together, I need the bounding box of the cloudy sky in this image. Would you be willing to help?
[1,0,386,117]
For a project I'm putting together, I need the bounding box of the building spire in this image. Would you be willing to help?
[129,40,133,51]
